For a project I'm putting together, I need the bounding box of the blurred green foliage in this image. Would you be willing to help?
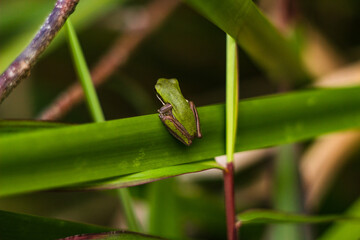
[0,0,359,239]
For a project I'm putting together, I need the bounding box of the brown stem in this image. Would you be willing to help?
[0,0,80,103]
[276,0,298,27]
[38,0,180,121]
[224,162,237,240]
[260,0,298,33]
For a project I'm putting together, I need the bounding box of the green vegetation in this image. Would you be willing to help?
[0,0,359,239]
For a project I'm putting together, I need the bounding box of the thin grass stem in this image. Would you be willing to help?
[65,20,104,122]
[65,19,140,232]
[224,34,239,240]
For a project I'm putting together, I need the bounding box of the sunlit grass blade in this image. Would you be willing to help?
[226,35,238,163]
[67,161,222,190]
[237,209,360,225]
[185,0,310,84]
[2,87,360,196]
[224,34,238,239]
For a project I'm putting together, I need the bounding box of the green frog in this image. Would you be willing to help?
[155,78,202,146]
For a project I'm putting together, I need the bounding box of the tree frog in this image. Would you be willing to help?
[155,78,202,146]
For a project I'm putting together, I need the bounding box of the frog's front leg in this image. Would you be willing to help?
[158,103,173,116]
[189,101,202,138]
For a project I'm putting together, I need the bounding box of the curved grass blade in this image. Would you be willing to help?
[237,209,360,225]
[0,209,161,240]
[2,87,360,196]
[185,0,310,84]
[0,209,113,240]
[0,120,66,136]
[66,160,222,190]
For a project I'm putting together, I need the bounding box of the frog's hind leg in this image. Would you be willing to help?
[161,115,193,146]
[189,101,202,138]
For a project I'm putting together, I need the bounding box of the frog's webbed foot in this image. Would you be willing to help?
[189,101,202,138]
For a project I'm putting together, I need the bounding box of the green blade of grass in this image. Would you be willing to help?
[148,179,183,239]
[0,120,66,136]
[237,209,360,225]
[1,87,360,196]
[224,34,238,239]
[271,145,304,240]
[65,20,105,123]
[0,209,113,240]
[68,160,222,190]
[226,35,238,163]
[185,0,310,84]
[65,18,139,232]
[0,210,161,240]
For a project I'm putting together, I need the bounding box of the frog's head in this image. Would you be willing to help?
[155,78,181,104]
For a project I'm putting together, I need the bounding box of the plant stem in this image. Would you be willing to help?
[226,35,239,163]
[271,144,305,240]
[0,0,80,103]
[117,188,141,231]
[224,34,239,240]
[65,20,104,122]
[224,162,237,240]
[65,20,140,232]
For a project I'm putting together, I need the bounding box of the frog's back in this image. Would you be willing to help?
[155,78,197,136]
